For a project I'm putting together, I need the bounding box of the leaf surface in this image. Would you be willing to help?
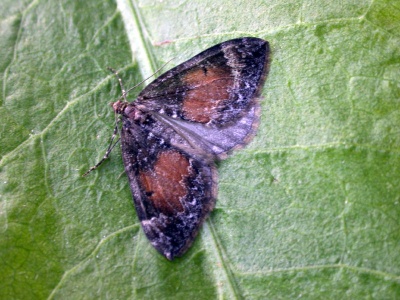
[1,0,399,299]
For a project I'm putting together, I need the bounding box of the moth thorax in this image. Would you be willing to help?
[112,100,127,115]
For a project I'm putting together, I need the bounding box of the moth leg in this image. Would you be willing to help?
[82,125,121,177]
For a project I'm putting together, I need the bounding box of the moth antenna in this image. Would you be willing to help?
[107,67,128,102]
[82,125,121,177]
[119,58,175,98]
[84,58,174,177]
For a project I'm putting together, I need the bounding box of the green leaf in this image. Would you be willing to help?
[1,0,399,299]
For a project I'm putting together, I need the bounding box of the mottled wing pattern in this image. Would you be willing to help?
[115,38,270,260]
[135,37,270,158]
[119,118,217,260]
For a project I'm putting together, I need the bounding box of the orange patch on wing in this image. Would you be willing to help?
[182,66,234,123]
[139,150,190,214]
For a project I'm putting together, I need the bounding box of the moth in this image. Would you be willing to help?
[86,37,270,260]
